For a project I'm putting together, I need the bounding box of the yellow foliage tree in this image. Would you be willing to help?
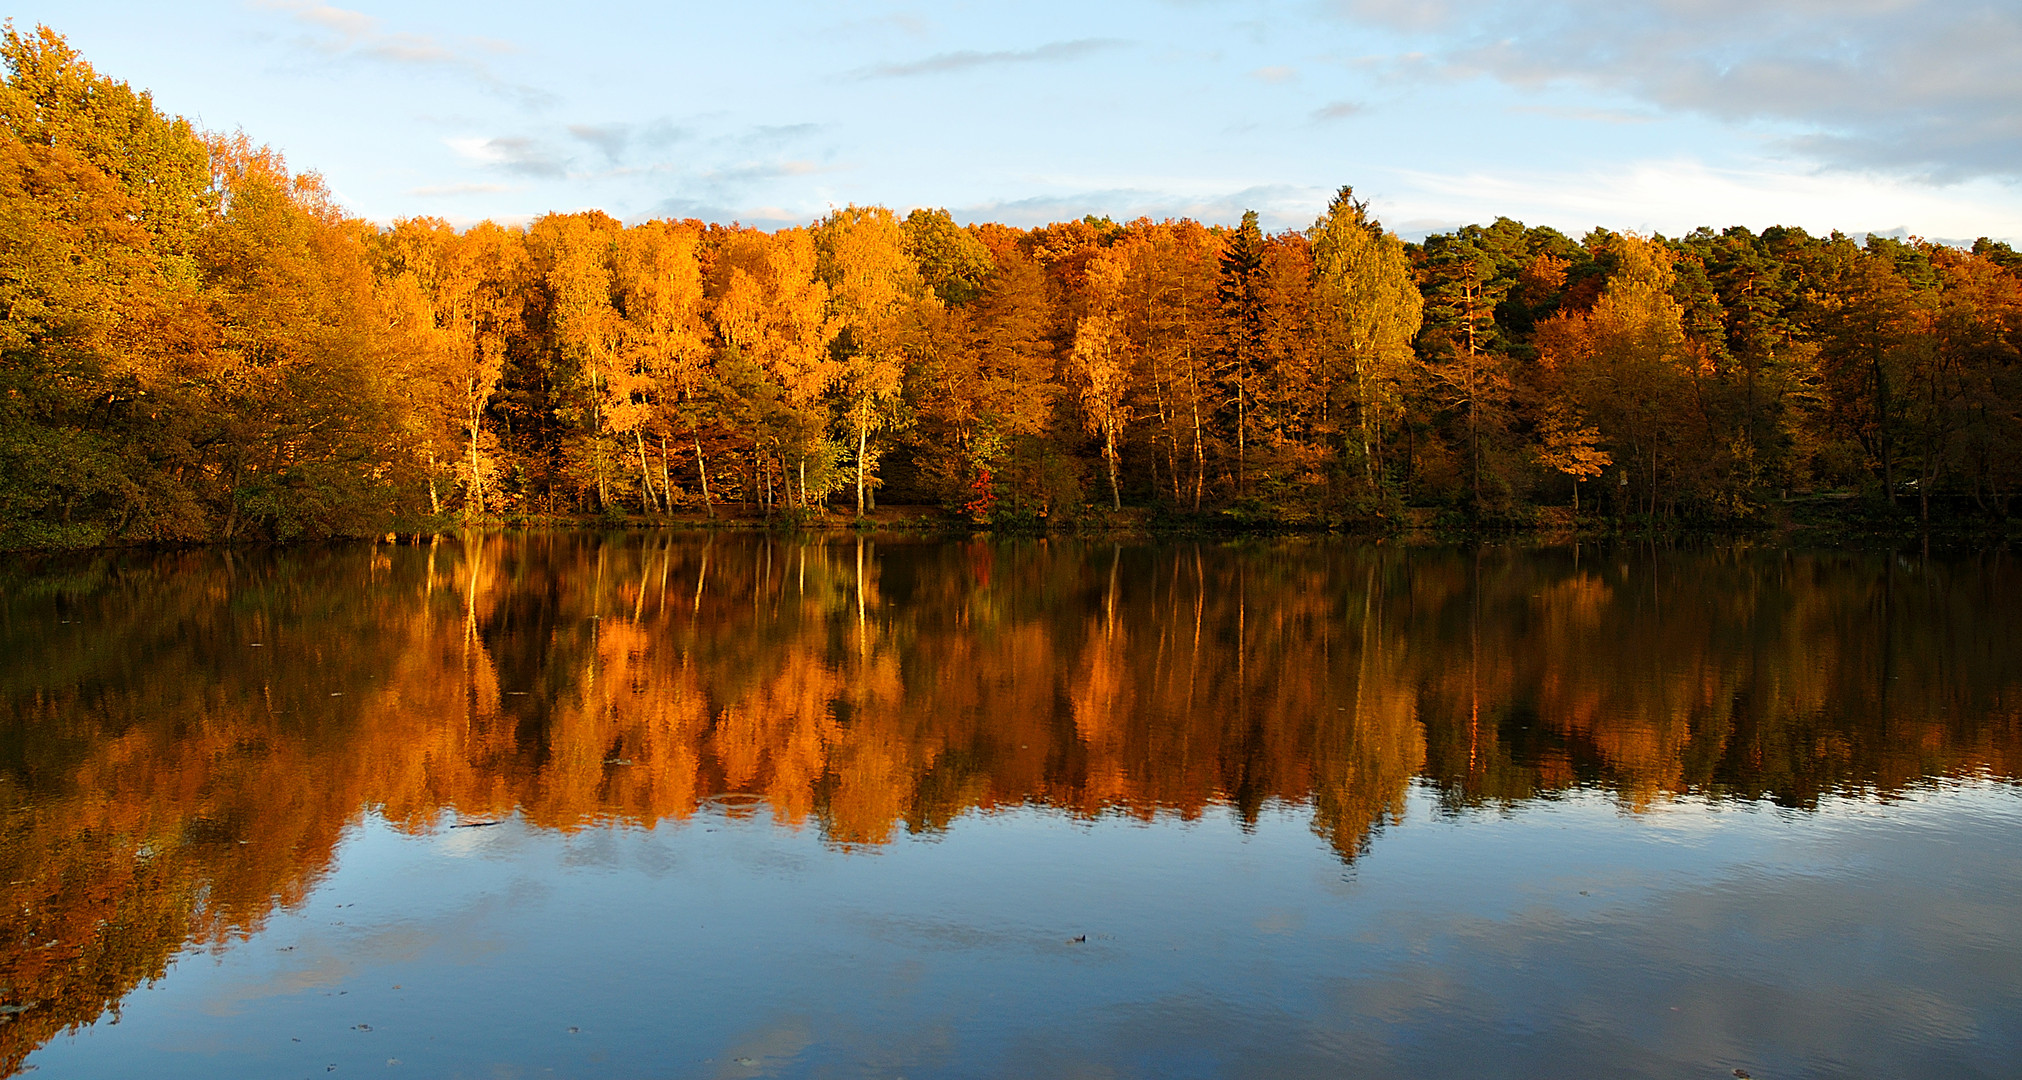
[1310,186,1423,493]
[817,205,925,516]
[1072,250,1134,510]
[615,219,709,513]
[711,227,837,508]
[1539,232,1692,516]
[1535,403,1613,511]
[380,217,523,515]
[540,212,624,510]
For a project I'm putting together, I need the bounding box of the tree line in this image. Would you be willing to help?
[5,26,2022,548]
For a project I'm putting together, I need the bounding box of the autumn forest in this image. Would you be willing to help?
[6,26,2022,550]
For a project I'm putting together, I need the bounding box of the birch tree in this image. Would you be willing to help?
[542,213,623,510]
[1310,186,1423,493]
[1072,250,1133,510]
[817,205,923,516]
[615,219,708,514]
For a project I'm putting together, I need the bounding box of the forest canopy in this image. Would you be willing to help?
[4,25,2021,548]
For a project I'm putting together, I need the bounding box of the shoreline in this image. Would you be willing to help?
[8,498,2016,555]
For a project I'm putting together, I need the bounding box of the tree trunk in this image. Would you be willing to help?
[1355,353,1375,492]
[1155,351,1180,505]
[1190,394,1205,513]
[1875,347,1895,506]
[1465,354,1481,510]
[596,440,610,513]
[1464,289,1483,511]
[1105,425,1121,511]
[1237,383,1246,497]
[1920,434,1933,526]
[694,436,713,518]
[1185,330,1206,512]
[467,397,484,514]
[856,416,869,517]
[1372,412,1385,489]
[659,434,673,513]
[635,430,658,513]
[423,447,442,515]
[1650,449,1658,518]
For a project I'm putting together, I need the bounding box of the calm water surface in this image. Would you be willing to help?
[3,534,2020,1079]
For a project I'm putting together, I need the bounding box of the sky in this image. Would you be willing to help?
[19,0,2022,241]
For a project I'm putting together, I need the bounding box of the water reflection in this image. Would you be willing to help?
[2,534,2018,1073]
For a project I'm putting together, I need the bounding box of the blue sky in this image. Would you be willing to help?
[21,0,2022,241]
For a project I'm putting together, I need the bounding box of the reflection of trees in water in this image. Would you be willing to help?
[3,536,2020,1072]
[1408,545,2022,811]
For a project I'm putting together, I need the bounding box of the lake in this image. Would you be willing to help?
[3,533,2019,1078]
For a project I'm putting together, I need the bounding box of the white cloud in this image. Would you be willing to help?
[852,38,1128,79]
[1384,158,2022,242]
[257,1,554,107]
[1327,0,2022,180]
[447,136,569,178]
[567,124,631,163]
[1504,105,1657,125]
